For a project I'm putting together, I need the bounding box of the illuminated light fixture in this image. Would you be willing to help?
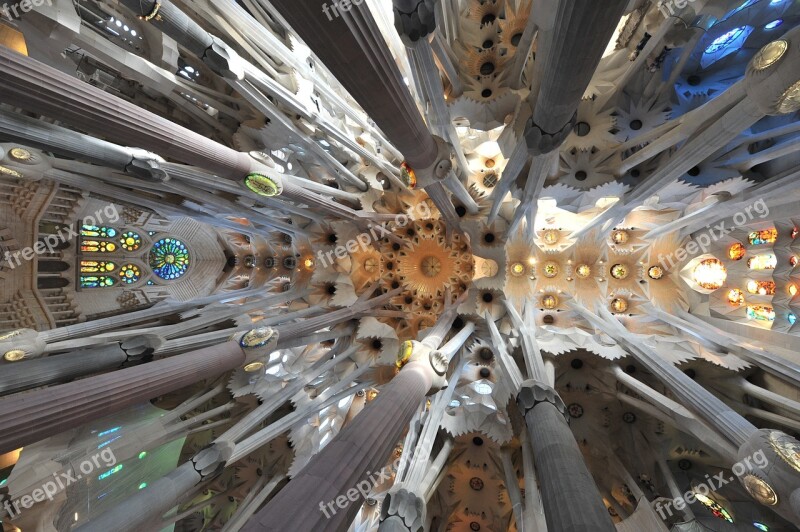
[576,264,591,278]
[777,80,800,114]
[611,298,629,313]
[303,257,315,270]
[692,259,727,290]
[752,40,788,70]
[510,262,526,277]
[648,266,664,280]
[611,230,629,244]
[765,19,783,29]
[244,362,265,372]
[3,350,25,362]
[727,289,745,305]
[543,230,560,245]
[541,295,558,309]
[244,173,280,197]
[400,162,417,188]
[610,264,629,280]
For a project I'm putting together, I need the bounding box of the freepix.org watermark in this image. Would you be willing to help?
[654,449,768,520]
[656,198,769,270]
[1,0,52,21]
[319,456,400,518]
[2,204,120,270]
[321,0,367,21]
[316,202,433,268]
[2,448,117,520]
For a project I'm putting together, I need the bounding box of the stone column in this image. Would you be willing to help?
[0,341,245,455]
[243,343,447,531]
[269,0,439,171]
[517,380,616,532]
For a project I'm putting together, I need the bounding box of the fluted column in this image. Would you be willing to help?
[268,0,438,170]
[243,355,441,531]
[517,381,615,532]
[0,341,245,454]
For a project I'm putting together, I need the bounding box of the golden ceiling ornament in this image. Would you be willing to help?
[9,148,32,161]
[396,340,414,369]
[768,430,800,474]
[0,166,23,178]
[542,230,560,245]
[611,264,629,280]
[510,262,526,277]
[611,230,630,245]
[777,79,800,114]
[541,295,558,310]
[741,474,778,506]
[400,162,417,188]
[648,266,664,280]
[244,362,265,372]
[4,349,25,362]
[542,261,559,278]
[244,173,280,197]
[239,327,276,349]
[576,264,591,278]
[611,298,629,313]
[0,330,24,341]
[752,40,788,71]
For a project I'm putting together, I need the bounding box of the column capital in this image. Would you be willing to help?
[516,380,568,421]
[380,488,426,532]
[524,114,576,156]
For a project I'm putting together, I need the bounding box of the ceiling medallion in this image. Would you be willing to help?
[469,477,484,491]
[610,264,629,280]
[752,40,788,71]
[648,266,664,280]
[542,230,560,245]
[567,403,584,418]
[768,430,800,473]
[777,79,800,114]
[244,173,280,197]
[510,262,526,277]
[542,261,559,278]
[611,230,630,245]
[240,327,276,349]
[611,298,629,313]
[9,147,32,161]
[244,362,265,372]
[576,264,591,278]
[741,474,778,506]
[3,349,26,362]
[541,295,558,310]
[396,340,414,369]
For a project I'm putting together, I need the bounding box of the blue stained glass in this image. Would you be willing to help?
[765,19,783,29]
[701,26,754,68]
[81,276,116,288]
[753,523,769,531]
[789,314,797,326]
[149,238,190,280]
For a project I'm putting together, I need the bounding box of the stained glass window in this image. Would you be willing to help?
[80,225,117,238]
[792,227,798,239]
[748,254,777,270]
[747,305,775,322]
[746,280,776,295]
[788,314,797,326]
[120,231,142,252]
[729,243,746,261]
[790,284,798,297]
[748,228,778,246]
[81,241,117,253]
[80,276,117,288]
[149,238,190,280]
[791,256,798,267]
[695,493,734,523]
[80,261,116,274]
[120,264,141,284]
[723,0,757,20]
[701,26,754,68]
[692,259,727,290]
[727,289,744,305]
